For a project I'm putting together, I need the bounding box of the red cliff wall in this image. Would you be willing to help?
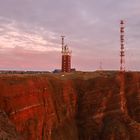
[75,72,140,140]
[0,72,140,140]
[0,74,78,140]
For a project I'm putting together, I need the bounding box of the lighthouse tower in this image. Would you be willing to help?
[61,36,72,72]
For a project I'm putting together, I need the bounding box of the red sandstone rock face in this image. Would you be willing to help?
[0,74,78,140]
[0,72,140,140]
[75,72,140,140]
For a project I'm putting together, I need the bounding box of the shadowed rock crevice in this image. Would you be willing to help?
[101,117,130,140]
[75,72,140,140]
[0,110,22,140]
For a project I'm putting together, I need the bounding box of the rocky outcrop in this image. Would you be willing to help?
[0,71,140,140]
[0,74,78,140]
[75,72,140,140]
[0,110,22,140]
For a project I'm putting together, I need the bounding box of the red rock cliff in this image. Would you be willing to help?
[0,71,140,140]
[0,74,78,140]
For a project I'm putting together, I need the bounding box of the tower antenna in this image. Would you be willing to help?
[120,20,125,72]
[119,20,127,114]
[61,35,65,52]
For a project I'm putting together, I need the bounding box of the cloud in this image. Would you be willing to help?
[0,0,140,71]
[0,18,60,52]
[0,17,61,71]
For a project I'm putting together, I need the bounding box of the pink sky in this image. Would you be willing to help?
[0,0,140,71]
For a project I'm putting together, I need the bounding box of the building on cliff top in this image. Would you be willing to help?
[61,36,72,72]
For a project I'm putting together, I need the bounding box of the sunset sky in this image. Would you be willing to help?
[0,0,140,71]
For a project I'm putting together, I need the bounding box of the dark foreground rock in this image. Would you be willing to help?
[0,110,23,140]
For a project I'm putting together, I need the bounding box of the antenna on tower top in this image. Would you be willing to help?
[120,20,125,72]
[61,35,65,52]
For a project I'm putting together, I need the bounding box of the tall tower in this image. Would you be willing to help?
[61,36,72,72]
[120,20,125,72]
[119,20,127,114]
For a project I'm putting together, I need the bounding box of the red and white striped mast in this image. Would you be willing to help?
[120,20,125,72]
[119,20,128,114]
